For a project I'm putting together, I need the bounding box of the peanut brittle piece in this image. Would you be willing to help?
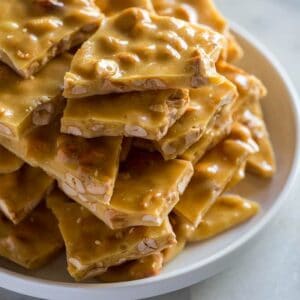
[236,99,276,178]
[0,119,123,206]
[182,62,266,164]
[218,62,275,177]
[152,0,227,32]
[226,33,243,62]
[96,0,154,16]
[0,118,62,165]
[0,54,71,140]
[226,161,246,191]
[165,194,259,262]
[0,145,23,174]
[60,149,193,229]
[64,8,226,98]
[175,123,258,226]
[163,213,194,263]
[54,134,122,204]
[165,195,259,261]
[188,195,259,242]
[98,253,163,282]
[61,89,189,140]
[163,234,185,264]
[152,0,243,62]
[217,61,267,109]
[0,165,54,224]
[180,63,265,164]
[0,204,63,269]
[180,101,233,164]
[47,189,176,281]
[155,77,237,159]
[0,0,101,78]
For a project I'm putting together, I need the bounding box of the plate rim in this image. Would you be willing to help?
[0,23,300,298]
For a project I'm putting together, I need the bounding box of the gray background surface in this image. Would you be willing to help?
[1,0,299,299]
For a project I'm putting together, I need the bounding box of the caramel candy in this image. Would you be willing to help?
[47,189,176,281]
[0,54,71,140]
[188,195,259,242]
[155,78,237,159]
[0,203,63,269]
[64,8,226,98]
[96,0,154,16]
[0,165,54,224]
[175,123,258,226]
[61,89,189,140]
[0,145,23,174]
[0,119,123,207]
[60,149,193,229]
[98,253,163,282]
[0,0,101,78]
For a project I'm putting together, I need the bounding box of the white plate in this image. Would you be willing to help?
[0,24,299,300]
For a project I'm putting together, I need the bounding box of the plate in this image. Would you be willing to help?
[0,24,299,300]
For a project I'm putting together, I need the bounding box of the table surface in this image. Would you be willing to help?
[1,0,300,299]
